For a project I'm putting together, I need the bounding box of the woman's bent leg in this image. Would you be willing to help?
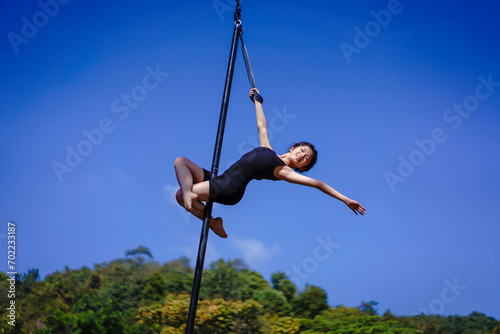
[175,187,227,238]
[176,187,208,221]
[174,157,206,210]
[174,158,227,238]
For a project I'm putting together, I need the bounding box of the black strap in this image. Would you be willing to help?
[240,32,264,104]
[252,91,264,104]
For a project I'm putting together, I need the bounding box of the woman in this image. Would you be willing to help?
[175,88,366,238]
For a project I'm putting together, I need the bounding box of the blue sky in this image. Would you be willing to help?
[1,0,499,318]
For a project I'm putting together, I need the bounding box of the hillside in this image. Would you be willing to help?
[1,246,498,333]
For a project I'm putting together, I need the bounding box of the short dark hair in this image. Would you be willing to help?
[290,141,318,173]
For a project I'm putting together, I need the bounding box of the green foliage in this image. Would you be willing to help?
[3,248,498,334]
[36,304,126,334]
[142,271,167,301]
[290,284,329,319]
[358,300,379,316]
[400,312,500,334]
[271,271,297,302]
[301,309,423,333]
[18,269,40,300]
[125,245,154,260]
[264,315,302,333]
[200,258,263,301]
[242,270,270,297]
[137,293,263,334]
[253,287,287,314]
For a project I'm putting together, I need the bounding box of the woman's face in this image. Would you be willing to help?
[289,145,314,171]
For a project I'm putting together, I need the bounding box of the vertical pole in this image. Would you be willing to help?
[185,23,241,334]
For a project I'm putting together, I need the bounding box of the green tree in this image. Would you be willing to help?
[164,270,191,294]
[320,305,365,319]
[253,287,287,314]
[37,308,77,334]
[125,245,154,265]
[137,293,263,334]
[19,280,71,333]
[240,270,270,300]
[87,271,102,291]
[44,266,93,306]
[358,300,379,316]
[18,268,40,299]
[200,259,250,300]
[383,309,398,321]
[72,293,126,334]
[142,272,167,301]
[301,306,421,333]
[162,256,192,274]
[271,272,297,302]
[291,285,329,319]
[265,315,302,334]
[402,312,500,334]
[10,250,499,334]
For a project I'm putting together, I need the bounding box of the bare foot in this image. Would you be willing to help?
[182,191,198,211]
[210,217,227,238]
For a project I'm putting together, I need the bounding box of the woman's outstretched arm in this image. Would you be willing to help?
[250,88,271,148]
[275,166,366,215]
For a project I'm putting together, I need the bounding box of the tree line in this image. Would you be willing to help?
[0,245,498,333]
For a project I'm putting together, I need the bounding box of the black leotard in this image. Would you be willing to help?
[203,147,286,205]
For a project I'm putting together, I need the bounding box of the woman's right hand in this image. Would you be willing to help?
[249,88,260,99]
[249,88,263,103]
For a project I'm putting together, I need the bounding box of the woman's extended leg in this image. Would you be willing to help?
[174,157,227,238]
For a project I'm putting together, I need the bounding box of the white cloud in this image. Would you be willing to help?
[163,184,179,205]
[179,238,220,265]
[230,237,280,268]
